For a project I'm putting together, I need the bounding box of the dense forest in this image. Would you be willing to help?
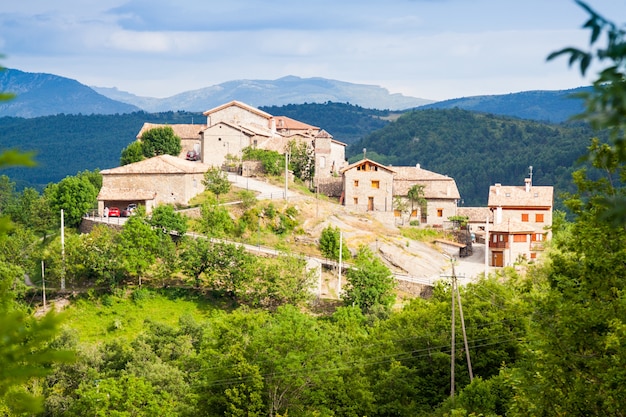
[348,108,605,207]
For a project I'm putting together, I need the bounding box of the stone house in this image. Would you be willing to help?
[97,154,210,215]
[391,164,461,226]
[487,177,554,266]
[340,159,461,226]
[341,159,395,212]
[136,123,206,158]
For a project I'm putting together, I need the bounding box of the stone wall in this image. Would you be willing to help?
[317,177,343,197]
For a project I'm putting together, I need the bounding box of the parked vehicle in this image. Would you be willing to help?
[122,204,137,217]
[108,207,121,217]
[186,150,201,161]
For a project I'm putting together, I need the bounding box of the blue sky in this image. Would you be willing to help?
[1,0,624,101]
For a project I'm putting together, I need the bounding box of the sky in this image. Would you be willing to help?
[1,0,624,101]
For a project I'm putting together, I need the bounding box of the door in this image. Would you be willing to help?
[492,252,504,267]
[368,197,374,211]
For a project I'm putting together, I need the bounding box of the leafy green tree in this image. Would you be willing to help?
[203,167,231,201]
[178,237,214,287]
[120,140,144,165]
[242,147,284,176]
[547,1,626,223]
[116,215,161,285]
[149,204,188,236]
[287,139,315,184]
[238,189,257,210]
[343,246,396,317]
[407,184,427,218]
[45,174,98,228]
[200,197,235,237]
[319,224,350,261]
[140,125,182,158]
[70,225,121,287]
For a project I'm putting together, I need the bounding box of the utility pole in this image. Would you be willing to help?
[337,231,343,298]
[284,152,289,200]
[450,267,455,402]
[455,265,474,381]
[41,260,46,309]
[61,209,65,291]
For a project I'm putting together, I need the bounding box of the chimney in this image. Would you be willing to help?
[496,206,503,224]
[416,163,420,169]
[495,183,501,195]
[525,178,531,192]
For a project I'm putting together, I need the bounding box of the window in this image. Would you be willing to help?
[530,253,537,259]
[521,213,529,222]
[353,197,358,205]
[437,208,443,217]
[532,233,544,242]
[371,180,380,189]
[513,234,527,242]
[354,180,359,187]
[535,213,544,222]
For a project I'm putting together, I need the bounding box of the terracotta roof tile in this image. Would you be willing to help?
[136,123,205,139]
[488,183,553,208]
[100,154,210,175]
[274,115,319,131]
[490,219,537,233]
[202,100,273,119]
[457,207,493,223]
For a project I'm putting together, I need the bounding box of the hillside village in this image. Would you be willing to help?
[98,100,554,269]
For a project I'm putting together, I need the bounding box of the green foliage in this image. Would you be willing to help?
[116,215,162,284]
[120,140,144,165]
[349,107,603,207]
[139,125,182,158]
[200,197,235,237]
[319,225,350,261]
[547,1,626,224]
[202,167,231,200]
[45,173,98,228]
[237,189,257,210]
[287,139,315,184]
[149,204,188,236]
[242,147,284,175]
[343,246,396,317]
[260,102,392,145]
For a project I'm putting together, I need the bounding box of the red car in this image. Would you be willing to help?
[108,207,121,217]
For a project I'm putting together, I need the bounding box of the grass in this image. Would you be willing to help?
[62,288,216,345]
[399,226,448,242]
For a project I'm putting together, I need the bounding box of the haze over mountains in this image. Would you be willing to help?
[0,68,588,122]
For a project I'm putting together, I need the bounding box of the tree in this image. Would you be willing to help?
[120,140,145,165]
[407,184,427,219]
[140,126,182,158]
[116,215,161,285]
[319,224,350,261]
[203,167,231,201]
[547,0,626,224]
[149,204,188,236]
[287,140,315,184]
[45,174,98,228]
[343,246,396,317]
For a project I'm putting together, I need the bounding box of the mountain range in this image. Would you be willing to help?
[0,68,589,122]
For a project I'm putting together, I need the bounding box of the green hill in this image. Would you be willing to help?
[348,108,603,207]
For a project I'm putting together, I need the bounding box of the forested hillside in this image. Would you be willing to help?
[260,102,394,144]
[348,108,603,207]
[0,111,202,189]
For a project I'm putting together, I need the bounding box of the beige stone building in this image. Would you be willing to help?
[487,177,554,266]
[341,159,396,212]
[340,159,461,227]
[97,154,210,215]
[135,123,205,158]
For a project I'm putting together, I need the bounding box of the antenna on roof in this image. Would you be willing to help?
[529,165,533,185]
[363,148,367,159]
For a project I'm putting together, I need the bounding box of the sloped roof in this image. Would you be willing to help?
[274,115,319,131]
[98,187,157,201]
[457,207,493,223]
[100,154,210,175]
[392,166,461,199]
[136,123,205,139]
[202,120,270,138]
[202,100,273,119]
[490,219,536,233]
[488,183,553,208]
[340,158,396,174]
